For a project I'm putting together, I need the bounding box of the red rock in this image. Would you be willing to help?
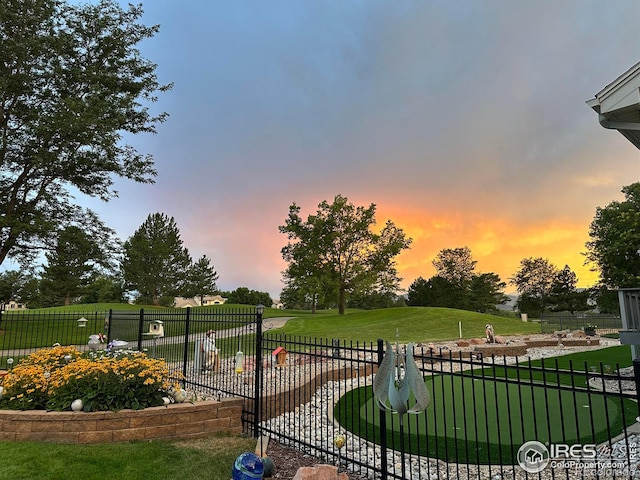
[469,338,484,345]
[456,340,470,347]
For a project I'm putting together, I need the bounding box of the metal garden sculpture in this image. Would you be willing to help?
[373,339,430,415]
[373,336,430,478]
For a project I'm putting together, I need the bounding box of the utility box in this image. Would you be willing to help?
[618,288,640,359]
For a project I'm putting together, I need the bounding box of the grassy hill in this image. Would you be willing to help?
[6,304,540,344]
[276,307,540,342]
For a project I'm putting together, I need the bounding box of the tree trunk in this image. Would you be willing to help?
[338,287,346,315]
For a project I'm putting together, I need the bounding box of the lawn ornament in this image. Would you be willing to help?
[485,323,495,343]
[373,335,430,479]
[202,330,220,372]
[232,452,264,480]
[373,340,430,415]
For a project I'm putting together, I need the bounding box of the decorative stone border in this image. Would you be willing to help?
[255,364,377,422]
[0,397,243,444]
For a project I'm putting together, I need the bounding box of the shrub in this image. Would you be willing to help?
[0,345,181,412]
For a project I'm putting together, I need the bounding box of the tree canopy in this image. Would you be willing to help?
[586,182,640,289]
[122,213,192,306]
[547,265,589,313]
[510,257,559,316]
[408,247,507,313]
[224,287,272,307]
[432,246,477,287]
[39,226,109,306]
[183,255,219,305]
[279,194,412,315]
[0,0,170,268]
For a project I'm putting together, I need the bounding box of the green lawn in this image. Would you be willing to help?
[0,304,263,351]
[0,434,256,480]
[278,307,539,342]
[475,344,633,388]
[1,305,538,350]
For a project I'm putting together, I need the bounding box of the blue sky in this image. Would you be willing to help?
[79,1,640,297]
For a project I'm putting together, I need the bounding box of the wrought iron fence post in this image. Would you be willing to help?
[377,338,388,480]
[137,308,144,351]
[106,309,113,342]
[254,305,264,438]
[182,307,191,387]
[634,358,640,421]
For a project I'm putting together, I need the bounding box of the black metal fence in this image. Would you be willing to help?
[540,313,623,335]
[2,308,640,479]
[255,334,640,479]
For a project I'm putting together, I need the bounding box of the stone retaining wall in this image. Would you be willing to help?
[256,364,377,421]
[0,397,243,444]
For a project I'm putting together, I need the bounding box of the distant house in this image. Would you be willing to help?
[202,295,227,306]
[271,300,284,309]
[2,300,26,311]
[174,295,227,308]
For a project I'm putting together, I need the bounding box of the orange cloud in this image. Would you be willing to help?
[377,205,599,293]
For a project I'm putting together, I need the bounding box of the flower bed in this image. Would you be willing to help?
[0,345,180,412]
[0,345,244,443]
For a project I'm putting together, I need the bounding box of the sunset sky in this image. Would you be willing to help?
[81,1,640,298]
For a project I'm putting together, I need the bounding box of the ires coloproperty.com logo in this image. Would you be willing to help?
[517,441,633,475]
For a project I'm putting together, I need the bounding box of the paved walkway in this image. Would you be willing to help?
[0,317,296,360]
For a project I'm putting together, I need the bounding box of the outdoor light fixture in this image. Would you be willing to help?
[256,304,264,315]
[77,317,88,328]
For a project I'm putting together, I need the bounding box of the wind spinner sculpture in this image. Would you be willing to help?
[373,336,430,478]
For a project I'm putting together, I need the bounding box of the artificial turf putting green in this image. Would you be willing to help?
[335,346,638,465]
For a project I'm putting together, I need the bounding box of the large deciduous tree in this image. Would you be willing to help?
[510,257,559,317]
[122,213,192,306]
[0,0,170,268]
[406,275,459,308]
[432,247,477,287]
[225,287,272,307]
[586,182,640,289]
[279,194,412,315]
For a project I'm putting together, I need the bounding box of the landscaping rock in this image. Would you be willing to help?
[469,338,484,345]
[455,340,470,347]
[293,465,349,480]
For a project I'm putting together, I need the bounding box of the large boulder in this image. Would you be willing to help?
[293,465,348,480]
